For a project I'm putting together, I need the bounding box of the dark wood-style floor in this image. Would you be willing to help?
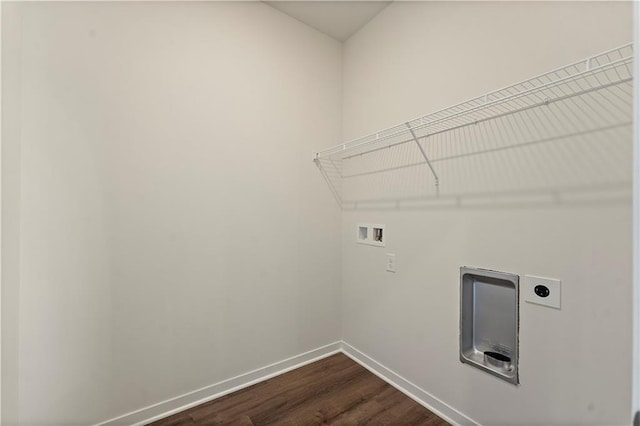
[151,353,449,426]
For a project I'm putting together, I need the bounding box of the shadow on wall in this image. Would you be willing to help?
[315,47,633,211]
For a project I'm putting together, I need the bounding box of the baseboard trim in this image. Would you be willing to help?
[340,341,478,426]
[95,341,342,426]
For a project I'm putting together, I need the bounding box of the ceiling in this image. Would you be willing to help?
[265,1,391,42]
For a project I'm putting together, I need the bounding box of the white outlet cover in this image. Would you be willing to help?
[524,275,561,309]
[386,253,396,273]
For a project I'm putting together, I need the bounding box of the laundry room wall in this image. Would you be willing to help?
[341,2,633,424]
[1,2,342,423]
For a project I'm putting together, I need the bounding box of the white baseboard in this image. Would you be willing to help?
[97,340,477,426]
[96,341,342,426]
[340,341,478,426]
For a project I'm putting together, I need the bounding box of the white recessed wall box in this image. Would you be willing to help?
[356,223,385,247]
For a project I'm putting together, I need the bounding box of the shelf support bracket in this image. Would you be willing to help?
[405,122,440,193]
[313,156,343,207]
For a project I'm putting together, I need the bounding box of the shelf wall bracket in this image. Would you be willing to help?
[405,122,440,194]
[313,154,343,207]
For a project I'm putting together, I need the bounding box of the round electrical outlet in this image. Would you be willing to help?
[534,285,550,298]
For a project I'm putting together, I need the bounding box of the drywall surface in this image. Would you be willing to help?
[341,2,633,425]
[1,2,342,424]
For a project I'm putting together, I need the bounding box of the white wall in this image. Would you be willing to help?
[341,2,633,425]
[634,4,640,424]
[1,2,342,424]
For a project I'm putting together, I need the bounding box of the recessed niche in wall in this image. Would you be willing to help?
[373,227,384,243]
[356,223,385,247]
[460,267,519,385]
[358,226,368,242]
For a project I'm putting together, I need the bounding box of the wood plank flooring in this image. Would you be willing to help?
[150,353,449,426]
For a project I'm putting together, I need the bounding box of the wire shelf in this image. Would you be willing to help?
[314,44,634,209]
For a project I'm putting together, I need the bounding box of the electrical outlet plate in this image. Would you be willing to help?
[524,275,561,309]
[386,253,396,272]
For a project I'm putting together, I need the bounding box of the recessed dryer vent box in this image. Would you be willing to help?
[460,267,519,385]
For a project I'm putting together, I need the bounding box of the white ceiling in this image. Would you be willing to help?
[265,1,391,42]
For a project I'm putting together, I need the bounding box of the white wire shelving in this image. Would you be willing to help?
[314,44,634,209]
